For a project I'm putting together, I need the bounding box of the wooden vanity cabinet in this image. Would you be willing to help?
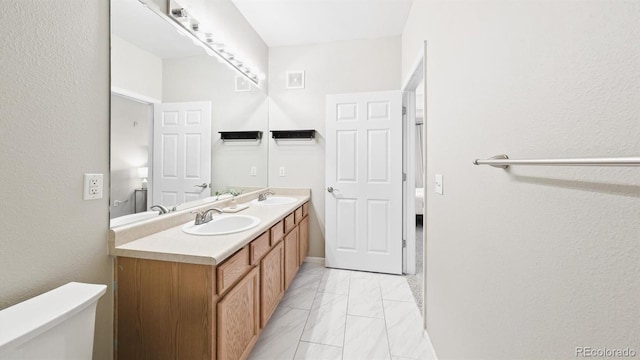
[115,257,216,360]
[217,266,260,360]
[283,226,300,289]
[260,241,284,328]
[299,216,309,266]
[115,201,310,360]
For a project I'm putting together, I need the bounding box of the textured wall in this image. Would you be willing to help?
[268,37,402,257]
[0,1,112,359]
[402,1,640,358]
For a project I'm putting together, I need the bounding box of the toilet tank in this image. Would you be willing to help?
[0,282,107,360]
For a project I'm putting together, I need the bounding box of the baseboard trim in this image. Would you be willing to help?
[304,257,325,265]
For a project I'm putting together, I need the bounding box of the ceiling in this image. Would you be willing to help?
[111,0,414,55]
[232,0,414,47]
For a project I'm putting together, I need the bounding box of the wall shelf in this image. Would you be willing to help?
[219,131,263,142]
[270,130,316,140]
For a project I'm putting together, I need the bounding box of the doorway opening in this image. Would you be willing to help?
[402,55,425,316]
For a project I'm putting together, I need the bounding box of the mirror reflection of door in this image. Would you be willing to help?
[152,101,212,208]
[109,0,269,228]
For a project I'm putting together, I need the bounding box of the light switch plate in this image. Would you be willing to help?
[435,174,443,195]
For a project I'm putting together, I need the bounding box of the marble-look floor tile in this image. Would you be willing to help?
[343,315,390,360]
[301,292,348,347]
[379,274,415,303]
[347,277,384,318]
[317,268,351,295]
[299,261,327,276]
[249,306,309,360]
[294,341,343,360]
[383,300,433,360]
[391,356,417,360]
[280,273,322,310]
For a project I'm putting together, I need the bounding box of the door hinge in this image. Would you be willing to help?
[402,106,407,116]
[402,239,407,248]
[402,172,407,181]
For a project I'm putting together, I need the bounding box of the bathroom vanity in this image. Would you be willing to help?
[110,189,310,360]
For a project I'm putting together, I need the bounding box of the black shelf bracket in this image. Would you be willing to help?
[270,130,316,141]
[219,131,263,142]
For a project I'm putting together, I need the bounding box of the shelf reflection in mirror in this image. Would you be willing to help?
[109,0,268,228]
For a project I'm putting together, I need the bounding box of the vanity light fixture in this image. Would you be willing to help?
[164,0,259,85]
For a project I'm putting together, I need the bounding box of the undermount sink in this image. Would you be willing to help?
[182,214,261,236]
[251,196,297,206]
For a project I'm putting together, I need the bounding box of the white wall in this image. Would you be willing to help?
[403,1,640,358]
[0,1,112,359]
[268,37,402,257]
[162,55,269,192]
[111,34,162,101]
[110,94,152,218]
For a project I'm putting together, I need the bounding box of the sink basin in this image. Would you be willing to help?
[182,214,261,236]
[252,196,297,206]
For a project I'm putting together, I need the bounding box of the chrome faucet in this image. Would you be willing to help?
[150,205,169,214]
[191,207,224,225]
[257,191,274,201]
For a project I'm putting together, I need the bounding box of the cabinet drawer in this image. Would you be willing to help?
[217,246,250,295]
[294,206,303,224]
[284,213,295,234]
[302,202,309,217]
[250,231,271,265]
[270,220,284,246]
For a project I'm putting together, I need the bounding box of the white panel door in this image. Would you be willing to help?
[153,101,211,207]
[325,91,403,274]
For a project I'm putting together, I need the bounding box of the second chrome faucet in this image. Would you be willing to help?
[191,207,224,225]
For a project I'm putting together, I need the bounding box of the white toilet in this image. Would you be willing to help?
[0,282,106,359]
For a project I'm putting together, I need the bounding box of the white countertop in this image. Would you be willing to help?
[110,190,310,266]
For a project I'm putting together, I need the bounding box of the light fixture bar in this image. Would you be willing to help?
[137,0,259,85]
[167,0,258,85]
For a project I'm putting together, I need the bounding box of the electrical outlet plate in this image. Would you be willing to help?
[84,173,104,200]
[250,166,257,176]
[279,167,285,177]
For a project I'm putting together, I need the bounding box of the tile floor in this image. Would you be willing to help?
[249,262,437,360]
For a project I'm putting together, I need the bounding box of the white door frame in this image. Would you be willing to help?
[401,50,426,328]
[401,56,424,275]
[402,92,417,274]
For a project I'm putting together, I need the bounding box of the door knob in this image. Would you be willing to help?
[194,183,208,189]
[327,186,335,193]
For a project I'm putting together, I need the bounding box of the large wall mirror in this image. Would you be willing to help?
[109,0,268,227]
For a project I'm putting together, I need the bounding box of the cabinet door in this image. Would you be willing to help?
[260,241,284,328]
[284,226,300,290]
[299,216,309,266]
[217,267,260,360]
